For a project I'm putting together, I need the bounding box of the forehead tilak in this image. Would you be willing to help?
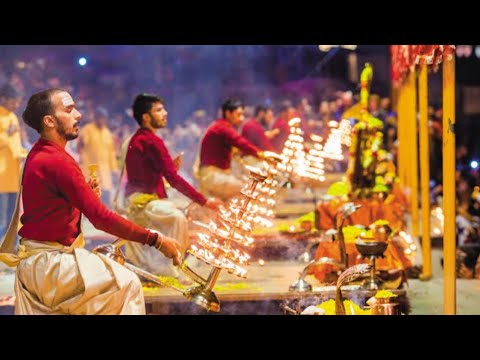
[59,93,74,107]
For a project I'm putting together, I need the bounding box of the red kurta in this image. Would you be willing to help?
[126,128,206,205]
[270,118,290,153]
[241,118,274,152]
[19,139,157,246]
[200,119,260,170]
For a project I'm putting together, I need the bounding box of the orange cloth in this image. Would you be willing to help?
[311,241,412,282]
[317,196,406,231]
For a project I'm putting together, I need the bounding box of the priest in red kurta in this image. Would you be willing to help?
[0,88,183,315]
[123,93,222,276]
[241,105,275,152]
[197,99,263,201]
[238,105,278,176]
[270,103,296,152]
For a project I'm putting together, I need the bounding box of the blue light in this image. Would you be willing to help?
[78,57,87,66]
[471,160,478,169]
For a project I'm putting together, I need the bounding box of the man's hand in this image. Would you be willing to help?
[88,178,101,198]
[204,198,224,211]
[154,234,183,266]
[265,128,280,139]
[173,152,183,171]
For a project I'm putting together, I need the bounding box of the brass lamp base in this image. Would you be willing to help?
[361,277,381,290]
[185,286,221,313]
[289,279,313,292]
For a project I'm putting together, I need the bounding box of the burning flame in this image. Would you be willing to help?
[280,119,326,183]
[189,164,274,278]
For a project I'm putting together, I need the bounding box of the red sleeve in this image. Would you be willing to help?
[241,123,273,152]
[240,124,254,143]
[272,120,290,151]
[256,129,274,152]
[150,137,207,205]
[261,135,274,151]
[224,125,260,156]
[55,159,157,245]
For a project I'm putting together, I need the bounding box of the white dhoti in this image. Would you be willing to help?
[11,237,145,315]
[123,194,188,276]
[230,154,265,183]
[198,166,245,202]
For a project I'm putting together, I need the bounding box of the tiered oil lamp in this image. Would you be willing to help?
[183,165,268,311]
[247,151,284,228]
[277,118,325,183]
[277,117,304,177]
[321,122,344,161]
[338,119,352,147]
[304,134,326,182]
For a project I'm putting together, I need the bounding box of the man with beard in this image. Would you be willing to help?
[0,88,182,315]
[197,99,264,202]
[123,93,222,276]
[270,102,297,153]
[241,105,277,151]
[237,104,278,173]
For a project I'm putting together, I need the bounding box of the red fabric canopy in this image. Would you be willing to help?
[391,45,455,87]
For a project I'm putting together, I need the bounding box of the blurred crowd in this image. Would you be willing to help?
[0,49,396,187]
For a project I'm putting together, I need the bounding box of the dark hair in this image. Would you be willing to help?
[94,106,109,119]
[0,83,20,99]
[254,105,270,117]
[221,99,243,118]
[22,88,65,134]
[278,100,294,114]
[132,93,163,126]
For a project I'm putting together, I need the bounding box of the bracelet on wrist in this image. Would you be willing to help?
[155,235,165,251]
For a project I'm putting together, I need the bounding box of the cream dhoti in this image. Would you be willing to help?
[8,236,145,315]
[232,155,265,181]
[198,166,245,202]
[123,193,188,276]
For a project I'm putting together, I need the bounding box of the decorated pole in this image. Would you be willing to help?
[397,82,406,187]
[418,63,432,280]
[407,70,419,239]
[442,55,456,315]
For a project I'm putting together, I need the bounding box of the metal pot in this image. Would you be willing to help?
[371,297,400,315]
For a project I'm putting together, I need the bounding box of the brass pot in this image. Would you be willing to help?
[371,297,399,315]
[355,238,388,257]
